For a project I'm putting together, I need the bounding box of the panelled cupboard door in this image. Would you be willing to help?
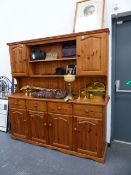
[48,113,72,150]
[9,44,27,76]
[28,111,48,144]
[10,108,28,139]
[73,116,103,157]
[77,32,107,75]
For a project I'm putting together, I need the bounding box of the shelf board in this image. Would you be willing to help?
[29,57,76,63]
[29,74,106,78]
[30,75,65,78]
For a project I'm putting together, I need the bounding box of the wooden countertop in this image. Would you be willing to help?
[8,93,110,106]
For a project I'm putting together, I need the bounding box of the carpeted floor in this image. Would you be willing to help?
[0,132,131,175]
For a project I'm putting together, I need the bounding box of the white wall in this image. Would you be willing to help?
[112,0,131,15]
[104,0,112,143]
[0,0,130,143]
[0,0,76,79]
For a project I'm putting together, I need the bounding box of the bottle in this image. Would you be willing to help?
[31,49,36,60]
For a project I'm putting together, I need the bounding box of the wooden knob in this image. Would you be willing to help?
[44,123,47,126]
[57,106,62,110]
[85,110,89,113]
[88,128,91,133]
[74,128,77,131]
[49,123,52,127]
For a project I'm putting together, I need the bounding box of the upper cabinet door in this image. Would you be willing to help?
[77,32,108,75]
[9,44,28,76]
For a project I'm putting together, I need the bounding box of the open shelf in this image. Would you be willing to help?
[29,57,76,63]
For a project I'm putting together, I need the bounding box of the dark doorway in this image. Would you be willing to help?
[112,15,131,143]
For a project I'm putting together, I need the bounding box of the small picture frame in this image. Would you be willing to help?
[73,0,105,33]
[66,64,76,75]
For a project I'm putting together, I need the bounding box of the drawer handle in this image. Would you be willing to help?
[14,103,18,105]
[34,104,38,107]
[23,120,26,122]
[44,123,47,126]
[74,128,77,131]
[57,106,62,110]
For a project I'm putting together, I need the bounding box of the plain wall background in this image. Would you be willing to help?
[111,0,131,15]
[0,0,130,143]
[0,0,76,78]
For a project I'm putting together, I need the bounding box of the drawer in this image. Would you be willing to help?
[73,104,102,118]
[9,98,26,109]
[48,102,72,115]
[26,100,47,112]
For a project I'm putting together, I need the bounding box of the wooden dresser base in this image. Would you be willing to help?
[11,134,107,163]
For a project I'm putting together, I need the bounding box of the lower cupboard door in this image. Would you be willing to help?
[29,111,48,144]
[73,117,102,156]
[10,109,28,139]
[48,113,72,150]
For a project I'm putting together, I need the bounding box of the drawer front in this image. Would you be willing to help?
[48,102,72,115]
[27,100,47,112]
[73,104,102,118]
[9,98,26,109]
